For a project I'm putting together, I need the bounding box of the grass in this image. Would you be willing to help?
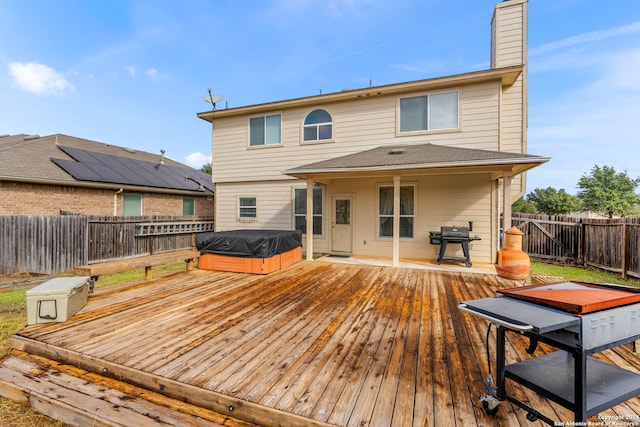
[0,259,638,425]
[530,259,640,287]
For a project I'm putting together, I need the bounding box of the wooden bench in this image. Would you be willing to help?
[73,249,200,281]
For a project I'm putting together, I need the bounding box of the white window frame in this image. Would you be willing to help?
[248,113,282,147]
[302,109,333,143]
[398,90,459,134]
[377,184,415,239]
[293,186,324,236]
[238,196,257,219]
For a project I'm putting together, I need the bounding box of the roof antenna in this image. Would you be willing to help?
[160,149,165,165]
[204,88,224,111]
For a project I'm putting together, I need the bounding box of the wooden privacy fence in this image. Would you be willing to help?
[0,215,88,275]
[0,215,214,275]
[513,213,640,279]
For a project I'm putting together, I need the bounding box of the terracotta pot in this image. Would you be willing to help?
[496,226,530,280]
[503,226,524,250]
[496,248,530,280]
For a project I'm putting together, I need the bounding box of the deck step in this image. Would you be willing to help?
[0,350,255,427]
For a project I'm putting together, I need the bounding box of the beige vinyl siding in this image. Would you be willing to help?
[491,0,527,69]
[214,174,494,263]
[214,180,299,232]
[212,82,504,184]
[417,174,492,262]
[492,0,528,199]
[333,174,492,262]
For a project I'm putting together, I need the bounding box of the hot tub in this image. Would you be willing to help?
[195,229,303,274]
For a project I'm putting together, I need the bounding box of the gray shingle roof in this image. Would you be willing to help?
[283,143,549,175]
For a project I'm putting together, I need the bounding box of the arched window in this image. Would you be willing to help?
[303,109,333,142]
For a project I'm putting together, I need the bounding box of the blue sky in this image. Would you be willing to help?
[1,0,639,195]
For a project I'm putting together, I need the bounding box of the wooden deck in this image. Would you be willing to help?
[6,260,640,426]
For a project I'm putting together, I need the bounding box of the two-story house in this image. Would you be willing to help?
[197,0,547,266]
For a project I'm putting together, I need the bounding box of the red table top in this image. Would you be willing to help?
[498,281,640,314]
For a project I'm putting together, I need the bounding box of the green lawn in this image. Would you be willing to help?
[530,260,639,287]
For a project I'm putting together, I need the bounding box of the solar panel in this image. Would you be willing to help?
[52,146,213,193]
[51,159,104,181]
[58,146,99,165]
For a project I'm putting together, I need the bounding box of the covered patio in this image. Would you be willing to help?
[283,143,549,266]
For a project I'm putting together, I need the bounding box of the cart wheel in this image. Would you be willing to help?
[466,261,472,267]
[482,400,499,415]
[526,412,538,422]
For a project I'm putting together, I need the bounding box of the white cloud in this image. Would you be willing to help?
[8,62,75,95]
[530,21,640,57]
[146,68,159,80]
[184,152,211,169]
[125,66,136,77]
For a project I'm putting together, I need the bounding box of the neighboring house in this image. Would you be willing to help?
[197,0,548,265]
[0,134,214,217]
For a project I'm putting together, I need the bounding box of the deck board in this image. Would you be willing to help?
[9,261,640,426]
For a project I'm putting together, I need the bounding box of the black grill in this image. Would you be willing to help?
[429,222,480,267]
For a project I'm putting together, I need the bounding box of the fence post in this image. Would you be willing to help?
[621,222,627,280]
[579,219,585,265]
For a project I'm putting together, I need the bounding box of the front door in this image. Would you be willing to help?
[331,196,353,254]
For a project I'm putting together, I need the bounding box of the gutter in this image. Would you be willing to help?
[282,157,551,175]
[0,176,214,196]
[197,65,524,122]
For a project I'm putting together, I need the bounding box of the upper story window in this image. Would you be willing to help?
[399,90,459,133]
[249,114,281,146]
[303,109,333,142]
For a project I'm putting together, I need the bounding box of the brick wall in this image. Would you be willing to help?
[0,181,214,216]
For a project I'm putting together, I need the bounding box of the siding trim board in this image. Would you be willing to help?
[198,66,523,122]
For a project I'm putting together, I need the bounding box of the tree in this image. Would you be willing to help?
[577,165,640,218]
[526,187,579,215]
[200,163,212,175]
[512,197,537,213]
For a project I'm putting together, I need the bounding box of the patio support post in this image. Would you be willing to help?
[393,175,400,267]
[306,179,314,261]
[502,173,513,232]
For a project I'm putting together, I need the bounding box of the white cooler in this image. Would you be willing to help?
[26,276,90,325]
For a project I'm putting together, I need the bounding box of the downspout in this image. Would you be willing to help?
[114,188,123,216]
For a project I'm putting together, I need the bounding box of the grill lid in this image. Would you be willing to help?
[441,226,469,238]
[498,281,640,314]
